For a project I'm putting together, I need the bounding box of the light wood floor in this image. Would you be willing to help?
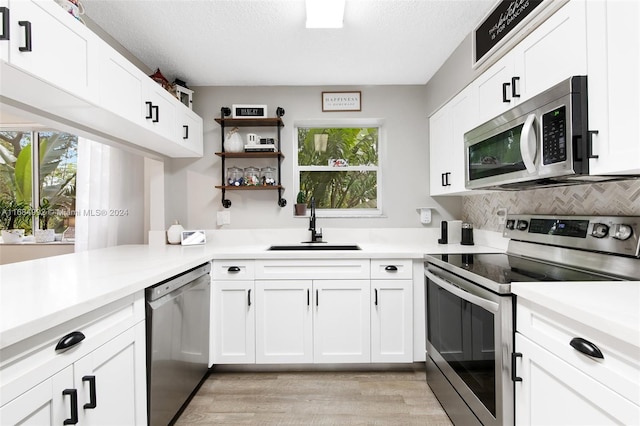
[176,364,452,425]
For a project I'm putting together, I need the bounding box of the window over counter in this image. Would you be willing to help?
[0,131,77,242]
[295,120,382,217]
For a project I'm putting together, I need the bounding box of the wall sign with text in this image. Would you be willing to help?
[322,91,361,112]
[474,0,544,65]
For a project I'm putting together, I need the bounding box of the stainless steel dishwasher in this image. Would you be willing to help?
[145,262,211,426]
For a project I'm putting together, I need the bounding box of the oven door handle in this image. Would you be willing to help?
[426,270,500,314]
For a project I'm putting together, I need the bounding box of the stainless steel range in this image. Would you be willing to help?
[424,214,640,426]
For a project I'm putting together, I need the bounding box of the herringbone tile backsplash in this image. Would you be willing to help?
[462,179,640,231]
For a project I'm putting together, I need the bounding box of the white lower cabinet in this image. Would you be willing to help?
[0,293,147,426]
[313,279,371,363]
[371,280,413,363]
[515,299,640,425]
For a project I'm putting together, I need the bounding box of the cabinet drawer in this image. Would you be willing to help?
[255,259,370,280]
[0,293,144,406]
[370,259,412,280]
[212,260,255,280]
[517,299,639,405]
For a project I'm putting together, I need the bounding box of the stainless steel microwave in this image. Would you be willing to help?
[464,76,594,190]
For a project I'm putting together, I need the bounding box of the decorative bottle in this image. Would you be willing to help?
[167,220,184,244]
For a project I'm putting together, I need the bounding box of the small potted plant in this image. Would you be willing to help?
[35,199,56,243]
[0,197,30,243]
[294,191,307,216]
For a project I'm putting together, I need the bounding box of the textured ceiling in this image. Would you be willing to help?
[82,0,495,86]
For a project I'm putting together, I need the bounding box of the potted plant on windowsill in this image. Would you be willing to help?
[0,197,30,243]
[294,191,307,216]
[35,199,56,243]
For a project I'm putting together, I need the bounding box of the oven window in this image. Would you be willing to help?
[427,278,496,416]
[468,124,526,181]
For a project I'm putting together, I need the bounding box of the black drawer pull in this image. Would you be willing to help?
[384,265,398,272]
[502,82,510,103]
[82,376,97,409]
[570,337,604,359]
[18,20,31,52]
[63,389,78,425]
[0,7,9,41]
[55,331,85,351]
[511,352,523,382]
[247,289,251,306]
[227,266,241,273]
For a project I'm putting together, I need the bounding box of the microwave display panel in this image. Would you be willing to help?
[468,124,526,181]
[542,106,567,165]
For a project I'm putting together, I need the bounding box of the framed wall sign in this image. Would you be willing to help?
[322,91,361,112]
[232,104,268,118]
[473,0,545,66]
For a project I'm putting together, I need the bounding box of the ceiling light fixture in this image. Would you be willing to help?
[305,0,345,29]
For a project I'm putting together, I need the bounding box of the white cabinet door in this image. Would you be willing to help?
[515,333,640,426]
[313,280,370,363]
[144,81,177,139]
[177,107,204,157]
[513,0,587,101]
[474,55,515,126]
[211,280,255,364]
[429,86,477,196]
[255,280,313,363]
[0,366,73,426]
[7,0,97,101]
[74,322,146,426]
[586,0,640,175]
[371,280,413,363]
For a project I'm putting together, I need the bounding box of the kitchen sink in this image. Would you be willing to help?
[267,244,361,251]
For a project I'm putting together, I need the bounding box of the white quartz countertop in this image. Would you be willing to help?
[511,281,640,348]
[0,238,500,349]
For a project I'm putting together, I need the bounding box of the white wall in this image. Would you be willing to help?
[165,85,463,230]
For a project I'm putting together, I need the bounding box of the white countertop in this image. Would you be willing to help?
[511,281,640,348]
[0,237,500,350]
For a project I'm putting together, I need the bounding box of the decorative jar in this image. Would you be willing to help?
[260,166,276,186]
[167,220,184,244]
[243,167,260,186]
[226,166,244,186]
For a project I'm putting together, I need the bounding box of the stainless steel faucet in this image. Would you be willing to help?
[309,197,323,243]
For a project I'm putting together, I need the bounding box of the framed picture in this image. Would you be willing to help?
[322,91,361,112]
[232,104,268,118]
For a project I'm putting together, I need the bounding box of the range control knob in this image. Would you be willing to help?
[612,224,633,241]
[505,219,516,230]
[591,223,609,239]
[516,220,529,231]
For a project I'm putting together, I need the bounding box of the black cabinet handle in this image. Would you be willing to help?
[444,172,451,186]
[307,289,310,306]
[384,265,398,272]
[145,101,153,119]
[183,125,189,140]
[152,105,159,123]
[502,82,510,103]
[0,7,9,41]
[587,130,599,159]
[227,266,240,273]
[82,376,97,409]
[374,289,378,306]
[316,289,319,307]
[247,289,251,307]
[570,337,604,359]
[18,20,31,52]
[55,331,85,352]
[441,173,446,187]
[511,76,520,98]
[63,389,79,425]
[511,352,523,382]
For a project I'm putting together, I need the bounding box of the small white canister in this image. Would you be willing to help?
[167,220,184,244]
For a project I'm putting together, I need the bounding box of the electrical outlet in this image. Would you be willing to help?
[497,208,507,225]
[217,211,231,226]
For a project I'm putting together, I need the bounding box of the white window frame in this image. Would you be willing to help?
[293,119,384,218]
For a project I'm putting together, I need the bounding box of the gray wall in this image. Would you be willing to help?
[165,85,462,230]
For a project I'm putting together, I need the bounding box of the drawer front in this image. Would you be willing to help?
[0,293,144,406]
[517,299,640,405]
[370,259,412,280]
[212,260,255,280]
[255,259,370,280]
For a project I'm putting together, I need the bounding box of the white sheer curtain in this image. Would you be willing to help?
[75,138,145,251]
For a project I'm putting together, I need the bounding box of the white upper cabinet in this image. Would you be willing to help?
[585,0,640,175]
[473,0,588,127]
[0,0,203,158]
